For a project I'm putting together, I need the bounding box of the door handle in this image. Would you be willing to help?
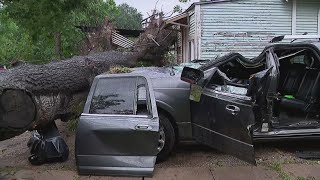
[135,125,150,130]
[225,105,240,116]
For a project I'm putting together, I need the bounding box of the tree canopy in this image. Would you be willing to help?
[0,0,143,66]
[0,11,34,63]
[113,3,143,30]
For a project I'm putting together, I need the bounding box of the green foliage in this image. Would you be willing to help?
[173,5,183,13]
[163,51,177,65]
[0,12,34,65]
[173,0,191,14]
[113,3,143,30]
[0,0,143,65]
[136,61,153,67]
[2,0,91,47]
[0,9,84,64]
[67,118,79,132]
[73,0,119,26]
[107,65,132,74]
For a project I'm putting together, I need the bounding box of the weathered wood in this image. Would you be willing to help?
[54,32,62,59]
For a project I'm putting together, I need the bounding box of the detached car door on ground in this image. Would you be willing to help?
[76,75,159,177]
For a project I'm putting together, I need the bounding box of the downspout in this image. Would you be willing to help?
[195,4,201,60]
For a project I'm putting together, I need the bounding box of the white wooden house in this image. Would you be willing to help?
[164,0,320,62]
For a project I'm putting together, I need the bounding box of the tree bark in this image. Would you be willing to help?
[0,17,177,141]
[54,32,62,60]
[0,51,140,141]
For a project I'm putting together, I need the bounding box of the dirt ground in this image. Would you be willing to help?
[1,120,320,180]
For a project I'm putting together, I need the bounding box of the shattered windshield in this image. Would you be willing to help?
[172,61,209,73]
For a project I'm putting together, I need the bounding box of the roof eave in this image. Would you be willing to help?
[184,0,236,13]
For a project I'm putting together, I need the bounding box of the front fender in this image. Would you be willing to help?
[154,88,191,124]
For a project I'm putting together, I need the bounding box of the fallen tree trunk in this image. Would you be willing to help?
[0,17,177,141]
[0,51,141,140]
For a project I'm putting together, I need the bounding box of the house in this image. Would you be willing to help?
[164,0,320,62]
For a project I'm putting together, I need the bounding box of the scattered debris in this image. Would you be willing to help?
[27,122,69,165]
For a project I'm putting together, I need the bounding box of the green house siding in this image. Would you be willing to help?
[296,0,320,35]
[200,0,293,60]
[189,9,196,37]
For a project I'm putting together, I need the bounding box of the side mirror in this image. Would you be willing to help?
[181,67,204,85]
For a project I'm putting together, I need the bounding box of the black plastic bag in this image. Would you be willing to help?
[27,122,69,165]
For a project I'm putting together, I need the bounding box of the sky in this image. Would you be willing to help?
[114,0,198,18]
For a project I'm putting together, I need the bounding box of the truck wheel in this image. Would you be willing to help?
[157,113,175,162]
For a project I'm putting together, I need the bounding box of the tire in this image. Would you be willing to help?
[156,113,176,162]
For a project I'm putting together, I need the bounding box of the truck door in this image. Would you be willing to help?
[76,75,159,177]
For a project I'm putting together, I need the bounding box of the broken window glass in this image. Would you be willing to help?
[207,69,248,96]
[136,77,151,116]
[215,85,248,96]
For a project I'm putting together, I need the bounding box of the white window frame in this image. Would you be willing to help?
[189,40,195,62]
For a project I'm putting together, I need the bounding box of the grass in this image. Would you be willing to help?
[67,118,79,132]
[296,177,316,180]
[269,162,291,180]
[74,175,81,180]
[268,162,314,180]
[296,177,308,180]
[0,167,20,176]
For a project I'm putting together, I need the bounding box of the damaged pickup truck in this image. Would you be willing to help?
[75,36,320,177]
